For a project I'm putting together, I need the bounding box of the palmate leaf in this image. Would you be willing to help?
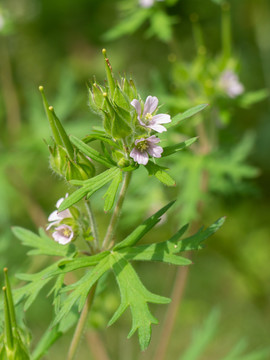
[108,252,170,351]
[13,263,60,310]
[12,227,76,257]
[47,202,224,350]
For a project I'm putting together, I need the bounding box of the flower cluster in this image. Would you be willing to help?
[46,194,74,245]
[219,70,244,98]
[130,95,171,165]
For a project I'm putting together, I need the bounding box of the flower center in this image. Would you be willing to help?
[61,228,72,238]
[144,113,153,124]
[136,140,149,152]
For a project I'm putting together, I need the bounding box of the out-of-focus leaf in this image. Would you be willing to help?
[31,311,78,360]
[238,89,268,109]
[180,309,220,360]
[147,10,174,42]
[103,9,150,40]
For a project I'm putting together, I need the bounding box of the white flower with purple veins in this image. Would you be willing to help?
[52,224,74,245]
[219,70,244,98]
[46,193,72,230]
[131,96,171,133]
[130,135,163,165]
[139,0,164,8]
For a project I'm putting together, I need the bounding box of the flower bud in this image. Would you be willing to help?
[49,144,69,176]
[88,83,106,114]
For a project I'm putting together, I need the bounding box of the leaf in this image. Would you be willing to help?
[58,167,121,211]
[14,263,60,310]
[52,255,111,326]
[43,251,110,278]
[12,227,76,257]
[84,133,120,149]
[162,137,198,157]
[103,9,150,41]
[178,217,226,252]
[168,104,208,128]
[31,312,78,360]
[70,135,116,168]
[108,253,170,351]
[148,9,173,42]
[238,89,268,109]
[180,309,220,360]
[103,171,123,211]
[145,161,176,186]
[114,201,175,251]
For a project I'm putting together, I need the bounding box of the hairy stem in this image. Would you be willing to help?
[67,283,97,360]
[102,171,132,250]
[85,200,100,251]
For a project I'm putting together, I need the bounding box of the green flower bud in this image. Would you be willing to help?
[49,144,68,176]
[117,158,130,168]
[88,83,106,114]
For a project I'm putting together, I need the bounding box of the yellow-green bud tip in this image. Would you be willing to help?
[39,85,44,91]
[102,48,107,55]
[103,92,107,97]
[3,267,8,272]
[49,106,54,111]
[2,286,6,291]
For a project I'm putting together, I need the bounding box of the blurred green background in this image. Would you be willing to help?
[0,0,270,359]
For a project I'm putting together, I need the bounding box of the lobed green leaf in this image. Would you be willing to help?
[12,227,76,257]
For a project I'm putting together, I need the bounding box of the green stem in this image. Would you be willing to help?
[67,283,97,360]
[85,200,100,251]
[102,171,132,250]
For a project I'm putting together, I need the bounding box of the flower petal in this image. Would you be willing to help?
[48,210,61,222]
[130,148,149,165]
[148,123,167,133]
[131,99,141,117]
[147,144,163,158]
[46,220,59,230]
[151,114,171,124]
[57,209,72,220]
[52,225,73,245]
[143,96,158,116]
[147,135,160,144]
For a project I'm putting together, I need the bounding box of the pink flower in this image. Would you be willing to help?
[219,70,244,98]
[52,224,74,245]
[130,135,163,165]
[131,96,171,133]
[46,193,72,230]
